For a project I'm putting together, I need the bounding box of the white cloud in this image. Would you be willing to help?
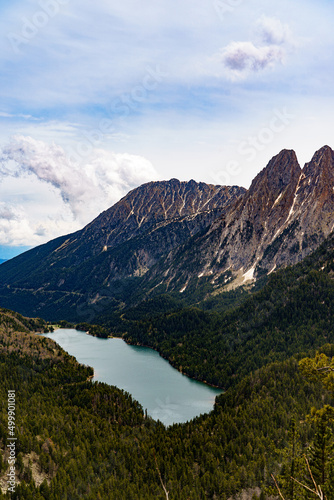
[0,135,159,246]
[0,202,43,246]
[0,111,40,120]
[256,16,293,46]
[219,17,294,80]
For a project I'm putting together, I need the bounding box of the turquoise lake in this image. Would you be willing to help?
[43,329,222,426]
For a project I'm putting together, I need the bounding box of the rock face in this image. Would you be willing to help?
[256,145,334,274]
[0,146,333,320]
[138,145,334,288]
[149,146,334,292]
[51,178,244,266]
[179,149,302,278]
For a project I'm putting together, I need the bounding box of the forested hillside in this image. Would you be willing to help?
[0,323,333,499]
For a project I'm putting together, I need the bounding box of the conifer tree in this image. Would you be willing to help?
[308,409,333,487]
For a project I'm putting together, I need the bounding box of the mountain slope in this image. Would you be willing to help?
[44,178,243,266]
[0,179,244,319]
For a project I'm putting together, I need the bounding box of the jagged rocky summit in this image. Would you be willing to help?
[154,145,334,292]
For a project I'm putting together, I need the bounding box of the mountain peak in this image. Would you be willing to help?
[302,145,334,182]
[306,144,333,164]
[315,144,333,156]
[248,148,301,202]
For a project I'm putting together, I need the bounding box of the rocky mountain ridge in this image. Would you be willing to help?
[50,178,244,266]
[146,145,334,294]
[0,146,333,320]
[0,179,244,319]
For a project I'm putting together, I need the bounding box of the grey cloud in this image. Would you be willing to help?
[220,17,293,79]
[34,225,47,237]
[223,42,284,72]
[0,135,158,246]
[0,204,19,221]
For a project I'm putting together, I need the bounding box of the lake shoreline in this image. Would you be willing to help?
[122,337,223,390]
[41,328,222,426]
[48,328,224,390]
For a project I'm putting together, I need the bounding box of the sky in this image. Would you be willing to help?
[0,0,333,258]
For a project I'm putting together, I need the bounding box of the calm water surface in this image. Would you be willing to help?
[43,329,222,426]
